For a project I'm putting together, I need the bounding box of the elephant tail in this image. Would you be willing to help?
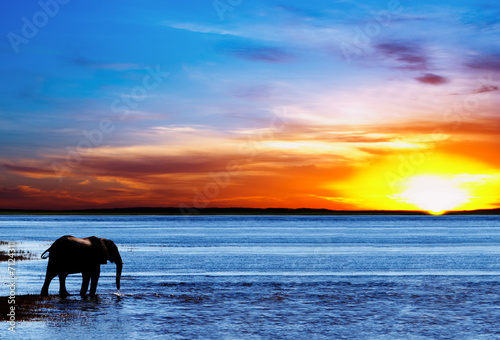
[41,248,50,259]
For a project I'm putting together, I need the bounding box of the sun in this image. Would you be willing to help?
[334,153,500,213]
[395,175,470,215]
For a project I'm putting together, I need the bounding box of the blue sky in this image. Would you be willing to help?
[1,0,499,210]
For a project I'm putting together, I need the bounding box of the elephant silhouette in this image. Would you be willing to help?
[40,235,122,296]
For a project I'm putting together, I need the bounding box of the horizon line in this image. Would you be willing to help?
[0,206,499,216]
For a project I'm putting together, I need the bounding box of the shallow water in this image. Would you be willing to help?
[1,215,500,339]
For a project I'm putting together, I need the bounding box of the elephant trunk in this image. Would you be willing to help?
[116,261,122,290]
[103,238,123,291]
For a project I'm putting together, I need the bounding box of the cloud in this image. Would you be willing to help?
[473,85,499,94]
[68,56,143,71]
[0,147,361,210]
[449,84,499,96]
[94,63,143,71]
[222,44,293,63]
[0,186,31,200]
[165,22,237,36]
[232,85,276,100]
[3,164,54,177]
[0,185,96,210]
[376,42,427,70]
[415,73,448,85]
[69,56,94,67]
[275,5,324,20]
[466,54,500,72]
[370,117,500,137]
[82,154,232,178]
[440,140,500,169]
[461,6,500,33]
[104,188,137,196]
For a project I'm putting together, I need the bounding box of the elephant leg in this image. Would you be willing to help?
[80,273,90,296]
[59,274,70,296]
[89,267,100,296]
[41,272,56,296]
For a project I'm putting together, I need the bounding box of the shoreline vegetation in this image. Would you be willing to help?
[0,241,35,262]
[0,295,81,322]
[0,207,499,215]
[1,243,44,323]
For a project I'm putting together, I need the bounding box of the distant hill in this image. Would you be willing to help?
[0,207,498,215]
[444,208,500,215]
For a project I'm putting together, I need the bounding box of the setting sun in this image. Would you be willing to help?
[334,153,500,214]
[395,176,470,215]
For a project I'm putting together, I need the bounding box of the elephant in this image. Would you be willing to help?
[40,235,122,296]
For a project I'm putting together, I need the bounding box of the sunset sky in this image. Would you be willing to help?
[1,0,499,213]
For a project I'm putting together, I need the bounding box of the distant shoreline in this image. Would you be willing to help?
[0,207,499,215]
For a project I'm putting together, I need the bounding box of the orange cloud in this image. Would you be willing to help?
[1,110,499,211]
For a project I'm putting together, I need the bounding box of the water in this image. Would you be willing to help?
[1,215,500,339]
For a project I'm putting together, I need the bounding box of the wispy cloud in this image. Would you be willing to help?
[164,21,238,36]
[3,164,54,176]
[376,42,428,70]
[473,85,499,94]
[274,5,325,20]
[461,6,500,33]
[222,44,294,63]
[466,54,500,72]
[69,56,143,70]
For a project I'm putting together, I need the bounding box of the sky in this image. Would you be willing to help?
[0,0,499,213]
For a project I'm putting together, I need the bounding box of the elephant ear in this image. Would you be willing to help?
[99,239,111,264]
[88,236,108,264]
[101,239,122,265]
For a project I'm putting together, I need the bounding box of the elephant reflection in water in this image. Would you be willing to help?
[40,235,123,296]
